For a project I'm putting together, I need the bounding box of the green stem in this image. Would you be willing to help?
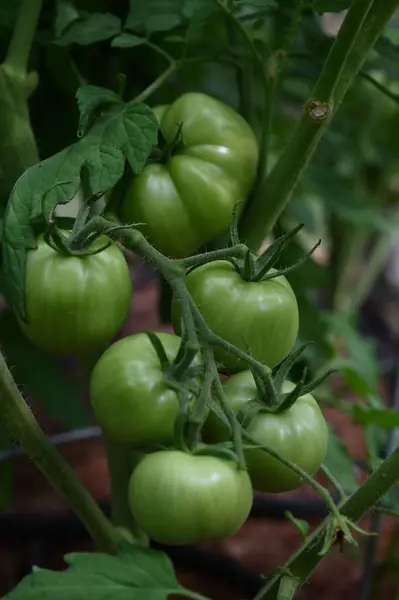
[0,351,118,554]
[180,244,247,268]
[320,463,347,502]
[277,573,299,600]
[254,442,399,599]
[4,0,43,74]
[133,62,180,103]
[105,439,148,546]
[240,0,386,249]
[361,70,399,105]
[347,229,395,314]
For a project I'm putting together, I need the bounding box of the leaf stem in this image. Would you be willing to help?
[133,62,179,103]
[0,350,118,554]
[4,0,43,74]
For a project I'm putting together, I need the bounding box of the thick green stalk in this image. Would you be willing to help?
[240,0,397,249]
[0,0,41,201]
[0,351,118,553]
[105,439,148,546]
[254,443,399,599]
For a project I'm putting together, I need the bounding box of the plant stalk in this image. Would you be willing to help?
[254,442,399,599]
[105,439,148,546]
[240,0,395,249]
[0,351,118,554]
[4,0,43,74]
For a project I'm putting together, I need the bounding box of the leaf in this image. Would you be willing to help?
[5,546,206,600]
[0,310,91,429]
[126,0,184,33]
[324,429,358,493]
[76,85,122,136]
[56,12,121,46]
[111,33,147,48]
[54,0,80,37]
[284,511,309,538]
[352,405,399,429]
[3,97,158,319]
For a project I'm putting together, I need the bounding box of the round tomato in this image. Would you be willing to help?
[19,233,132,356]
[120,92,259,258]
[90,332,206,445]
[128,450,253,544]
[203,371,328,493]
[172,260,298,371]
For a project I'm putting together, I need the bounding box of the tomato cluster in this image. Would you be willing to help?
[17,93,328,547]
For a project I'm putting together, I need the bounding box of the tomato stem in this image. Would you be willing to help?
[240,0,393,248]
[0,350,119,554]
[4,0,42,75]
[254,443,399,599]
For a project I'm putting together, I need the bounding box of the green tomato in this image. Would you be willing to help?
[128,450,253,544]
[90,332,206,445]
[18,233,132,356]
[172,260,298,371]
[203,371,328,493]
[120,92,259,257]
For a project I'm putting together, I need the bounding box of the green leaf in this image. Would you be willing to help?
[284,511,309,538]
[0,311,91,429]
[54,0,80,38]
[352,405,399,429]
[56,12,122,46]
[324,429,358,493]
[126,0,184,33]
[111,33,147,48]
[76,85,122,136]
[3,99,158,319]
[5,546,206,600]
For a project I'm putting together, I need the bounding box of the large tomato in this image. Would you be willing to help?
[128,450,253,544]
[90,332,205,445]
[203,371,328,493]
[172,260,298,371]
[19,233,132,356]
[119,92,259,257]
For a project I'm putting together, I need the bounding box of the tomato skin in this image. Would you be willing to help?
[172,260,299,371]
[203,371,328,493]
[120,93,259,258]
[19,234,132,356]
[128,450,253,544]
[90,332,205,445]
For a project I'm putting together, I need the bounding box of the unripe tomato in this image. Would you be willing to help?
[172,261,298,371]
[128,450,253,544]
[120,92,259,257]
[203,371,328,493]
[90,332,206,445]
[18,234,132,356]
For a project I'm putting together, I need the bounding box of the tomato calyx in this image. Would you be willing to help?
[228,220,321,283]
[149,121,185,165]
[236,344,335,419]
[192,442,243,466]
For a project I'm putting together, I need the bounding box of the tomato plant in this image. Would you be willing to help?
[18,233,132,356]
[204,371,329,493]
[2,1,399,598]
[128,450,253,544]
[172,260,299,371]
[90,332,205,445]
[120,92,259,258]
